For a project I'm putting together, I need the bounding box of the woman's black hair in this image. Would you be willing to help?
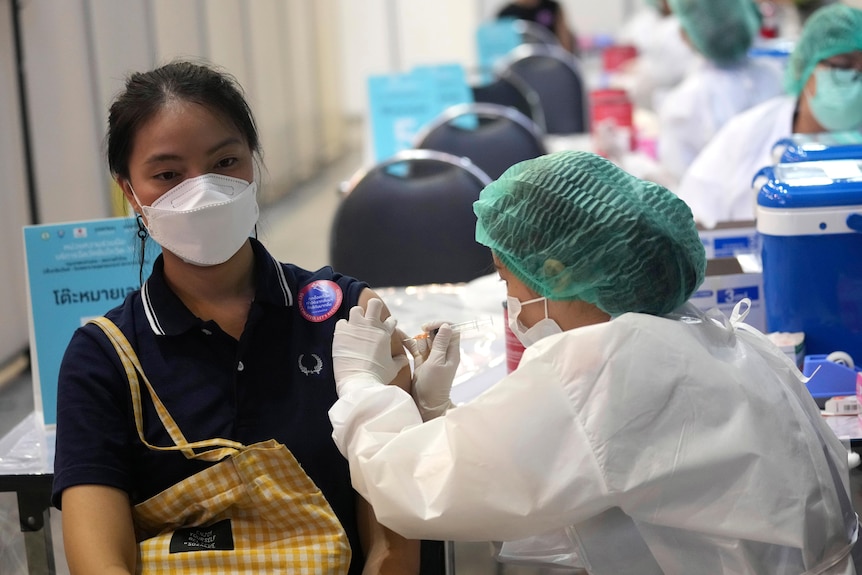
[106,59,261,180]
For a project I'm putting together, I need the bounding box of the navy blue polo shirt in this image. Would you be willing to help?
[53,238,368,573]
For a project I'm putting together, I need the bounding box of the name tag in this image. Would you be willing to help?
[169,518,235,553]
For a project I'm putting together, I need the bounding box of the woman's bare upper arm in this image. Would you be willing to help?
[62,484,136,575]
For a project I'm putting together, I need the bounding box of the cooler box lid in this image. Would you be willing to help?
[756,160,862,209]
[748,38,793,60]
[771,131,862,164]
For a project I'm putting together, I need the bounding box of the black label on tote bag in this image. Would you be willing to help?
[169,518,235,553]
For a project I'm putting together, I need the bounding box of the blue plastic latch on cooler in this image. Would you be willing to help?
[802,354,861,406]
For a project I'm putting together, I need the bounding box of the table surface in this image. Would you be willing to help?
[824,414,862,446]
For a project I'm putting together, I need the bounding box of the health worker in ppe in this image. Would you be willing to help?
[675,3,862,228]
[657,0,784,183]
[328,151,858,575]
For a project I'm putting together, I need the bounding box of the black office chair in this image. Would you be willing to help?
[470,71,546,131]
[500,43,590,135]
[329,149,494,288]
[413,103,547,180]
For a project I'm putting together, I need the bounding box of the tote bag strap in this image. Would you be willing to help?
[89,316,244,462]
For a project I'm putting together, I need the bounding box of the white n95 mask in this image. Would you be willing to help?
[134,174,259,266]
[507,295,562,347]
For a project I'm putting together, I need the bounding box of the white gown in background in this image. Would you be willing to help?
[330,305,856,574]
[675,95,796,228]
[657,57,785,184]
[617,12,698,111]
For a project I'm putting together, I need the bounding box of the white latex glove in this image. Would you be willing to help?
[332,298,407,395]
[401,322,460,421]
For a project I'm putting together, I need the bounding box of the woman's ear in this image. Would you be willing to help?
[118,178,140,214]
[679,27,692,50]
[803,67,819,99]
[794,71,824,133]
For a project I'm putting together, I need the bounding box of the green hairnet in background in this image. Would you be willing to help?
[784,3,862,96]
[473,151,706,317]
[667,0,761,65]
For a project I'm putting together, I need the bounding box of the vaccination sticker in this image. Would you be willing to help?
[299,280,343,322]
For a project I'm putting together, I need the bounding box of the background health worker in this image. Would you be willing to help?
[329,151,858,574]
[674,3,862,227]
[657,0,784,184]
[51,60,418,574]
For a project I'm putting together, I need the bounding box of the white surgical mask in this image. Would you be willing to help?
[507,295,563,347]
[132,174,259,266]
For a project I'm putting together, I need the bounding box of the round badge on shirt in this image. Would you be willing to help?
[298,280,343,322]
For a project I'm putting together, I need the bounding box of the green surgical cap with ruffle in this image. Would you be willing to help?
[668,0,761,65]
[473,151,706,316]
[785,4,862,96]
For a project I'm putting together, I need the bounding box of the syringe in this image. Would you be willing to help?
[405,316,494,341]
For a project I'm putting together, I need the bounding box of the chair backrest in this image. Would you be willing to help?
[329,150,494,288]
[501,43,589,135]
[413,103,547,180]
[470,72,546,131]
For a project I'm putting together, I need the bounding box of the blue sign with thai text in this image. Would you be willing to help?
[23,216,156,427]
[476,19,522,83]
[367,63,475,163]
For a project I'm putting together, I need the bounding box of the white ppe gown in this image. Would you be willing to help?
[676,95,797,228]
[617,14,697,111]
[330,304,857,575]
[658,57,784,183]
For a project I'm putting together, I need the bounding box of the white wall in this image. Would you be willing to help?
[19,0,110,223]
[0,0,32,365]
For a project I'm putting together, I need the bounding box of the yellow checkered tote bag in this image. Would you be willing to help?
[90,317,352,575]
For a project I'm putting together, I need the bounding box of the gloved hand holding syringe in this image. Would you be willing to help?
[397,316,493,421]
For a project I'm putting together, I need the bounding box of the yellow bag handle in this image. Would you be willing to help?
[89,316,245,462]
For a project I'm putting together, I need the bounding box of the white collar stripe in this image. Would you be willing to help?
[271,254,293,306]
[141,282,165,335]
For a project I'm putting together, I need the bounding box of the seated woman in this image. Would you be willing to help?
[329,150,857,574]
[52,60,418,574]
[675,3,862,227]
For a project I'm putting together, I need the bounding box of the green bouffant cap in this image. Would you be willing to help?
[784,4,862,96]
[474,151,706,316]
[668,0,761,65]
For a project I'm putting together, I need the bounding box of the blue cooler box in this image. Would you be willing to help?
[771,131,862,164]
[757,160,862,364]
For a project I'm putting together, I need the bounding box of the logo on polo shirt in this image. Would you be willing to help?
[298,280,343,322]
[298,353,324,376]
